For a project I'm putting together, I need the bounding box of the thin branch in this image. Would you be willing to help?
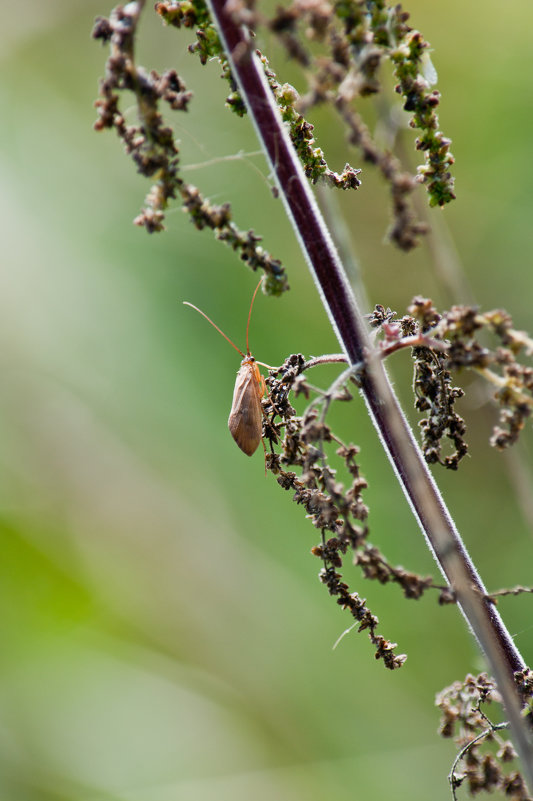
[206,1,533,790]
[302,354,347,370]
[449,724,510,801]
[488,586,533,600]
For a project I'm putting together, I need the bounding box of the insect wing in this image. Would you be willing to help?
[228,362,263,456]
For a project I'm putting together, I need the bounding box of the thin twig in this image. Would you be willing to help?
[303,353,347,370]
[449,715,510,801]
[488,586,533,599]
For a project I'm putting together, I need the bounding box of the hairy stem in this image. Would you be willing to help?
[206,0,533,787]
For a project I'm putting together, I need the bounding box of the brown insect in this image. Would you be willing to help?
[184,279,268,457]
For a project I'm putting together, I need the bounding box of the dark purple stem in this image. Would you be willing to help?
[206,0,533,785]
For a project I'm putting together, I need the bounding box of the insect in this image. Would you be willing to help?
[183,279,269,457]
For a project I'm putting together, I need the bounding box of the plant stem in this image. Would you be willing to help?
[206,0,533,787]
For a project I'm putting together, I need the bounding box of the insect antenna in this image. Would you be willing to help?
[183,301,245,357]
[246,278,263,356]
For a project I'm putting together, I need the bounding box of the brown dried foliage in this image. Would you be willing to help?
[436,671,533,800]
[368,298,533,469]
[93,2,288,294]
[261,352,455,669]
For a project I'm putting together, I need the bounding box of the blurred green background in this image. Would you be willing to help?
[1,2,533,799]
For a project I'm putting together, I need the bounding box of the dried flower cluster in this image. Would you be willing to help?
[264,0,455,247]
[259,54,362,190]
[99,0,455,256]
[368,301,469,470]
[436,672,533,800]
[368,298,533,468]
[155,0,248,115]
[158,1,363,189]
[412,300,533,456]
[261,353,456,669]
[258,305,533,669]
[93,1,288,295]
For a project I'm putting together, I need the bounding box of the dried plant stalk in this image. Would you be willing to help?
[205,0,533,791]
